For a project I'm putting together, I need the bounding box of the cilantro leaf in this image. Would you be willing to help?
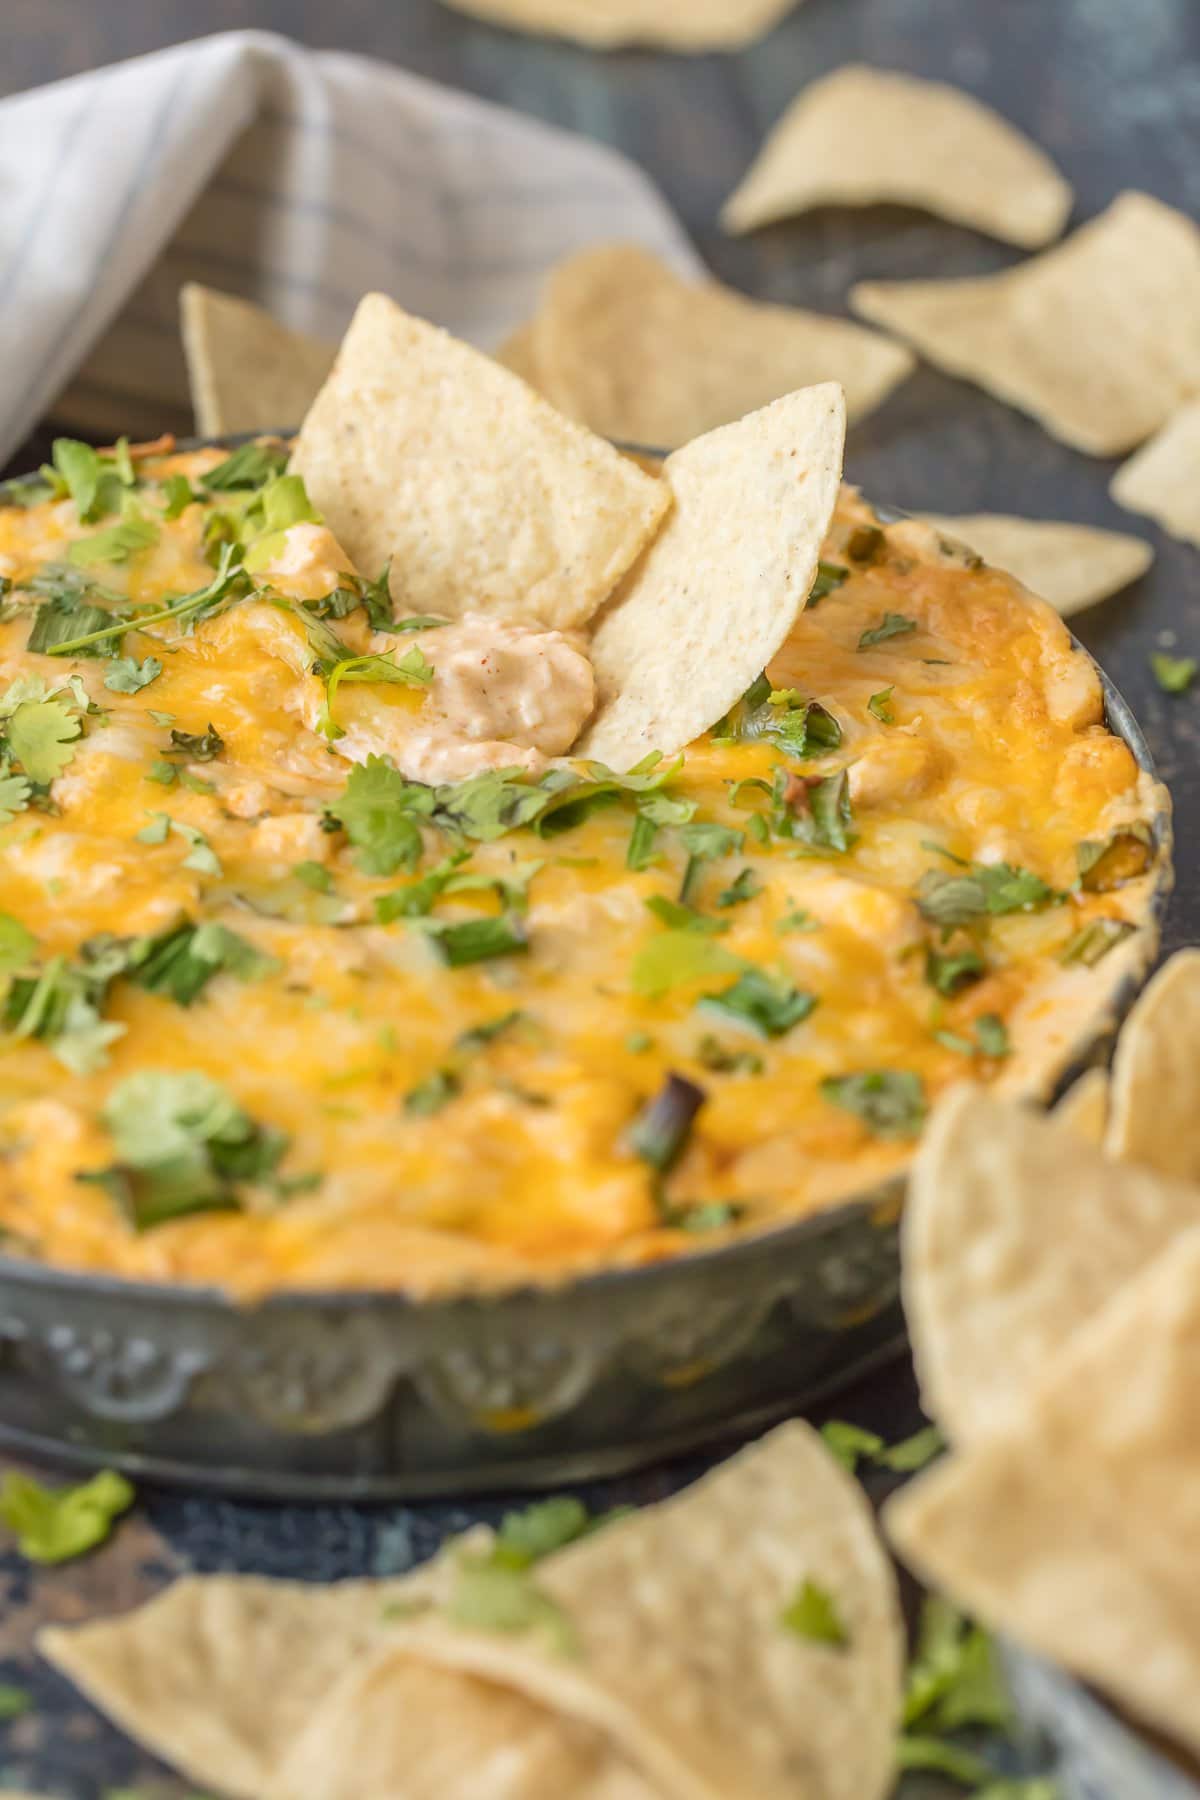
[328,756,429,876]
[718,676,841,761]
[447,1557,577,1656]
[809,561,848,604]
[160,473,197,519]
[0,772,32,823]
[84,1070,291,1230]
[202,440,289,491]
[699,967,815,1038]
[822,1069,927,1137]
[819,1420,885,1472]
[26,584,126,660]
[3,951,126,1073]
[974,1013,1010,1058]
[4,698,81,783]
[925,944,985,996]
[0,912,36,978]
[1076,825,1152,893]
[491,1497,593,1569]
[895,1737,993,1785]
[1151,651,1196,694]
[104,655,163,694]
[679,820,744,903]
[171,821,222,876]
[867,687,894,723]
[903,1596,1013,1734]
[880,1425,946,1471]
[169,724,224,762]
[420,915,528,968]
[717,868,763,908]
[780,1579,848,1648]
[790,769,854,854]
[52,439,103,520]
[405,1068,461,1116]
[628,1072,706,1173]
[67,513,159,566]
[696,1034,763,1075]
[858,613,917,650]
[644,895,728,935]
[0,1684,30,1720]
[0,1468,134,1564]
[319,645,435,739]
[631,930,743,998]
[118,918,277,1005]
[917,861,1056,927]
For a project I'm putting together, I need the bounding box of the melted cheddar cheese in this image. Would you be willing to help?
[0,446,1164,1297]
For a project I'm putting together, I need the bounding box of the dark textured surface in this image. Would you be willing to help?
[0,0,1196,1793]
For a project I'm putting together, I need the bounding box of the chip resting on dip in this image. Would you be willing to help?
[0,288,1167,1299]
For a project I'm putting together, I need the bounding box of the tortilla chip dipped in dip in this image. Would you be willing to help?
[0,290,1166,1300]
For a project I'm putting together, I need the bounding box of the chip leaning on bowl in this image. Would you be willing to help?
[0,295,1165,1299]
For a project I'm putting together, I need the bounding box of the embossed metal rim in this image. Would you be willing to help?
[0,455,1173,1321]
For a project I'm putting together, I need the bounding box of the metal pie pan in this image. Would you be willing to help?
[0,463,1174,1498]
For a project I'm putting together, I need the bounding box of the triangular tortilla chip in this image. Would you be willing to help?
[532,244,911,448]
[267,1653,660,1800]
[291,294,669,630]
[576,383,845,769]
[853,193,1200,455]
[38,1538,485,1800]
[1053,1065,1109,1145]
[920,514,1152,616]
[438,0,800,51]
[388,1422,903,1800]
[180,284,336,437]
[723,66,1071,247]
[1111,399,1200,547]
[888,1227,1200,1763]
[903,1085,1200,1442]
[1107,950,1200,1181]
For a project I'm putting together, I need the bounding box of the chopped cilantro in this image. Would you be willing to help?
[3,952,126,1074]
[809,561,848,604]
[455,1010,527,1053]
[52,439,104,519]
[846,523,884,563]
[0,1684,30,1720]
[631,930,742,998]
[490,1497,593,1569]
[374,852,473,921]
[43,544,244,657]
[0,1468,134,1565]
[405,1068,460,1116]
[1059,917,1135,966]
[925,944,985,996]
[67,511,159,566]
[160,473,197,519]
[720,674,841,760]
[420,915,528,968]
[699,967,815,1038]
[822,1069,926,1137]
[201,440,289,491]
[294,860,333,893]
[0,912,36,977]
[26,584,125,659]
[791,769,854,854]
[974,1013,1010,1058]
[447,1557,576,1657]
[644,895,728,934]
[4,698,81,783]
[780,1579,848,1648]
[895,1737,993,1785]
[136,814,169,845]
[917,861,1056,927]
[717,868,762,908]
[0,773,31,823]
[903,1595,1013,1733]
[318,645,435,739]
[328,756,430,876]
[858,612,917,650]
[82,1070,291,1230]
[776,903,818,934]
[882,1424,947,1471]
[679,820,744,902]
[867,686,895,723]
[672,1200,744,1232]
[169,724,224,762]
[1076,825,1152,892]
[146,761,177,786]
[1150,651,1196,694]
[104,655,163,694]
[170,820,222,876]
[696,1034,763,1075]
[119,918,278,1005]
[820,1420,886,1472]
[627,1072,706,1173]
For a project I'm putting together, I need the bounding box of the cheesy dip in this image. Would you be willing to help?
[0,436,1163,1297]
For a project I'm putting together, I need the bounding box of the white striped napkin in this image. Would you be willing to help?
[0,29,699,463]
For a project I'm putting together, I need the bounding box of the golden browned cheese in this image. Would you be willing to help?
[0,453,1162,1297]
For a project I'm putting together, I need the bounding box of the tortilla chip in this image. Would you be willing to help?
[389,1421,903,1800]
[1053,1066,1109,1145]
[723,66,1071,247]
[291,295,669,630]
[180,284,336,438]
[921,514,1152,617]
[532,244,912,448]
[39,1539,483,1800]
[888,1226,1200,1762]
[576,383,845,769]
[853,193,1200,455]
[1111,399,1200,546]
[903,1085,1200,1443]
[1107,951,1200,1182]
[439,0,799,51]
[268,1653,659,1800]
